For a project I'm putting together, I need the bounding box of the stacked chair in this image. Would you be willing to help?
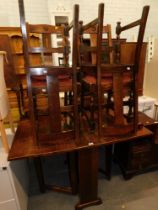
[20,8,80,146]
[18,0,82,194]
[79,5,150,138]
[79,20,114,130]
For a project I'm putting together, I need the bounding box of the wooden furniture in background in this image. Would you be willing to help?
[0,27,42,117]
[114,112,158,179]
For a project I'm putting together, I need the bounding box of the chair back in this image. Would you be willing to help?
[19,1,80,145]
[97,6,150,137]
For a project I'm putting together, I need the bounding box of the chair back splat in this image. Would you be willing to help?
[18,0,80,145]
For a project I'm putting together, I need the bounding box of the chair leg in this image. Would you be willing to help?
[19,83,24,108]
[8,111,15,133]
[33,157,46,193]
[0,120,9,153]
[67,152,78,195]
[15,87,24,119]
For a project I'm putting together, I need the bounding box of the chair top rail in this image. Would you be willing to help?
[29,66,73,76]
[28,23,64,34]
[28,47,65,54]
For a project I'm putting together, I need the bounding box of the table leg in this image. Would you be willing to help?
[67,152,78,195]
[105,145,113,180]
[33,157,45,193]
[75,148,102,210]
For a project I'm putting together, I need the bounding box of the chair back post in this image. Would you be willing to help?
[115,21,122,63]
[133,5,149,132]
[63,23,70,66]
[105,24,113,64]
[115,5,150,133]
[96,3,104,138]
[18,0,37,143]
[134,6,149,68]
[78,21,83,66]
[72,4,80,142]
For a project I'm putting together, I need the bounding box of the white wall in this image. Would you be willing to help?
[47,0,140,40]
[0,0,50,26]
[144,39,158,100]
[0,0,19,26]
[23,0,50,24]
[0,0,158,39]
[47,0,158,41]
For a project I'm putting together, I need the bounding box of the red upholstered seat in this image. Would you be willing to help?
[83,71,132,91]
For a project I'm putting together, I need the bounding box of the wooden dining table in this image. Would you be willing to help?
[8,116,153,210]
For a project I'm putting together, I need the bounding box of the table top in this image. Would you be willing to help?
[8,113,154,161]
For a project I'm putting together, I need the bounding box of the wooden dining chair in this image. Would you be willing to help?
[20,23,79,143]
[79,5,149,137]
[77,4,114,131]
[96,5,149,180]
[18,0,80,194]
[98,5,150,136]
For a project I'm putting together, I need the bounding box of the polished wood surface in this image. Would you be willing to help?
[8,118,153,161]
